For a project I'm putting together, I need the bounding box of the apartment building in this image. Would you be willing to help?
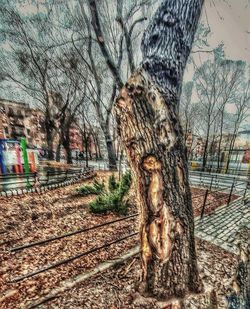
[0,98,101,158]
[0,98,46,148]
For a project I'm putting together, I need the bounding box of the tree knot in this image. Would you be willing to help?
[143,155,161,172]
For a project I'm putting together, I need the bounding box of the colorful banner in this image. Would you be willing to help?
[20,138,30,175]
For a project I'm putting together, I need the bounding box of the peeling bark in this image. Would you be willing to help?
[115,69,202,300]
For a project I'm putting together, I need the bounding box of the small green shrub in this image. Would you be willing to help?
[90,190,128,215]
[76,178,105,196]
[108,173,118,192]
[93,178,105,193]
[90,171,132,215]
[119,171,132,197]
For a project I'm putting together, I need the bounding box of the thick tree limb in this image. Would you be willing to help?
[87,0,123,89]
[116,3,135,74]
[141,0,204,100]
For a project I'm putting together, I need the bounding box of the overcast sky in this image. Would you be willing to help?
[15,0,250,62]
[184,0,250,79]
[183,0,250,129]
[202,0,250,61]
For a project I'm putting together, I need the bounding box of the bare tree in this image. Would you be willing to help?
[179,81,201,159]
[0,2,92,163]
[225,77,250,172]
[193,48,245,171]
[25,0,156,168]
[76,94,98,167]
[0,6,56,159]
[0,5,67,160]
[62,0,122,169]
[76,0,152,168]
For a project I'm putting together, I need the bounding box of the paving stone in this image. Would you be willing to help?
[195,197,249,254]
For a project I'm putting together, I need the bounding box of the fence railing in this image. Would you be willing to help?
[91,160,248,196]
[189,170,247,193]
[92,159,249,179]
[189,165,249,177]
[198,180,246,220]
[0,167,94,196]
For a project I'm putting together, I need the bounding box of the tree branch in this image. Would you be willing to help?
[128,17,148,38]
[87,0,123,89]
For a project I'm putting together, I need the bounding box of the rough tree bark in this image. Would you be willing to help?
[45,119,54,160]
[60,123,73,164]
[227,228,249,309]
[62,137,72,164]
[115,0,204,303]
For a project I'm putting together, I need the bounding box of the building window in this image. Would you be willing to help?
[8,107,14,117]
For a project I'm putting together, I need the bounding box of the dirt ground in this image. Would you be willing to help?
[0,171,238,309]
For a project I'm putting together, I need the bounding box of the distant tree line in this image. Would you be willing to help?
[180,44,250,172]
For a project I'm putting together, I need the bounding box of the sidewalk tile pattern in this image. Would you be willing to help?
[195,195,250,254]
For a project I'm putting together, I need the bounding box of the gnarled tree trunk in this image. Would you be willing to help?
[116,69,202,300]
[115,0,204,303]
[56,142,61,162]
[103,130,117,170]
[61,127,72,165]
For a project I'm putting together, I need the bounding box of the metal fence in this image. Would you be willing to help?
[189,165,249,177]
[91,160,248,194]
[197,178,247,220]
[189,170,247,194]
[0,167,94,196]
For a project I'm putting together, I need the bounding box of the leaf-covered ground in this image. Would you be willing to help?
[0,171,238,308]
[45,239,237,309]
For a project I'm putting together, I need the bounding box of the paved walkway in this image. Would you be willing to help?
[195,195,250,254]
